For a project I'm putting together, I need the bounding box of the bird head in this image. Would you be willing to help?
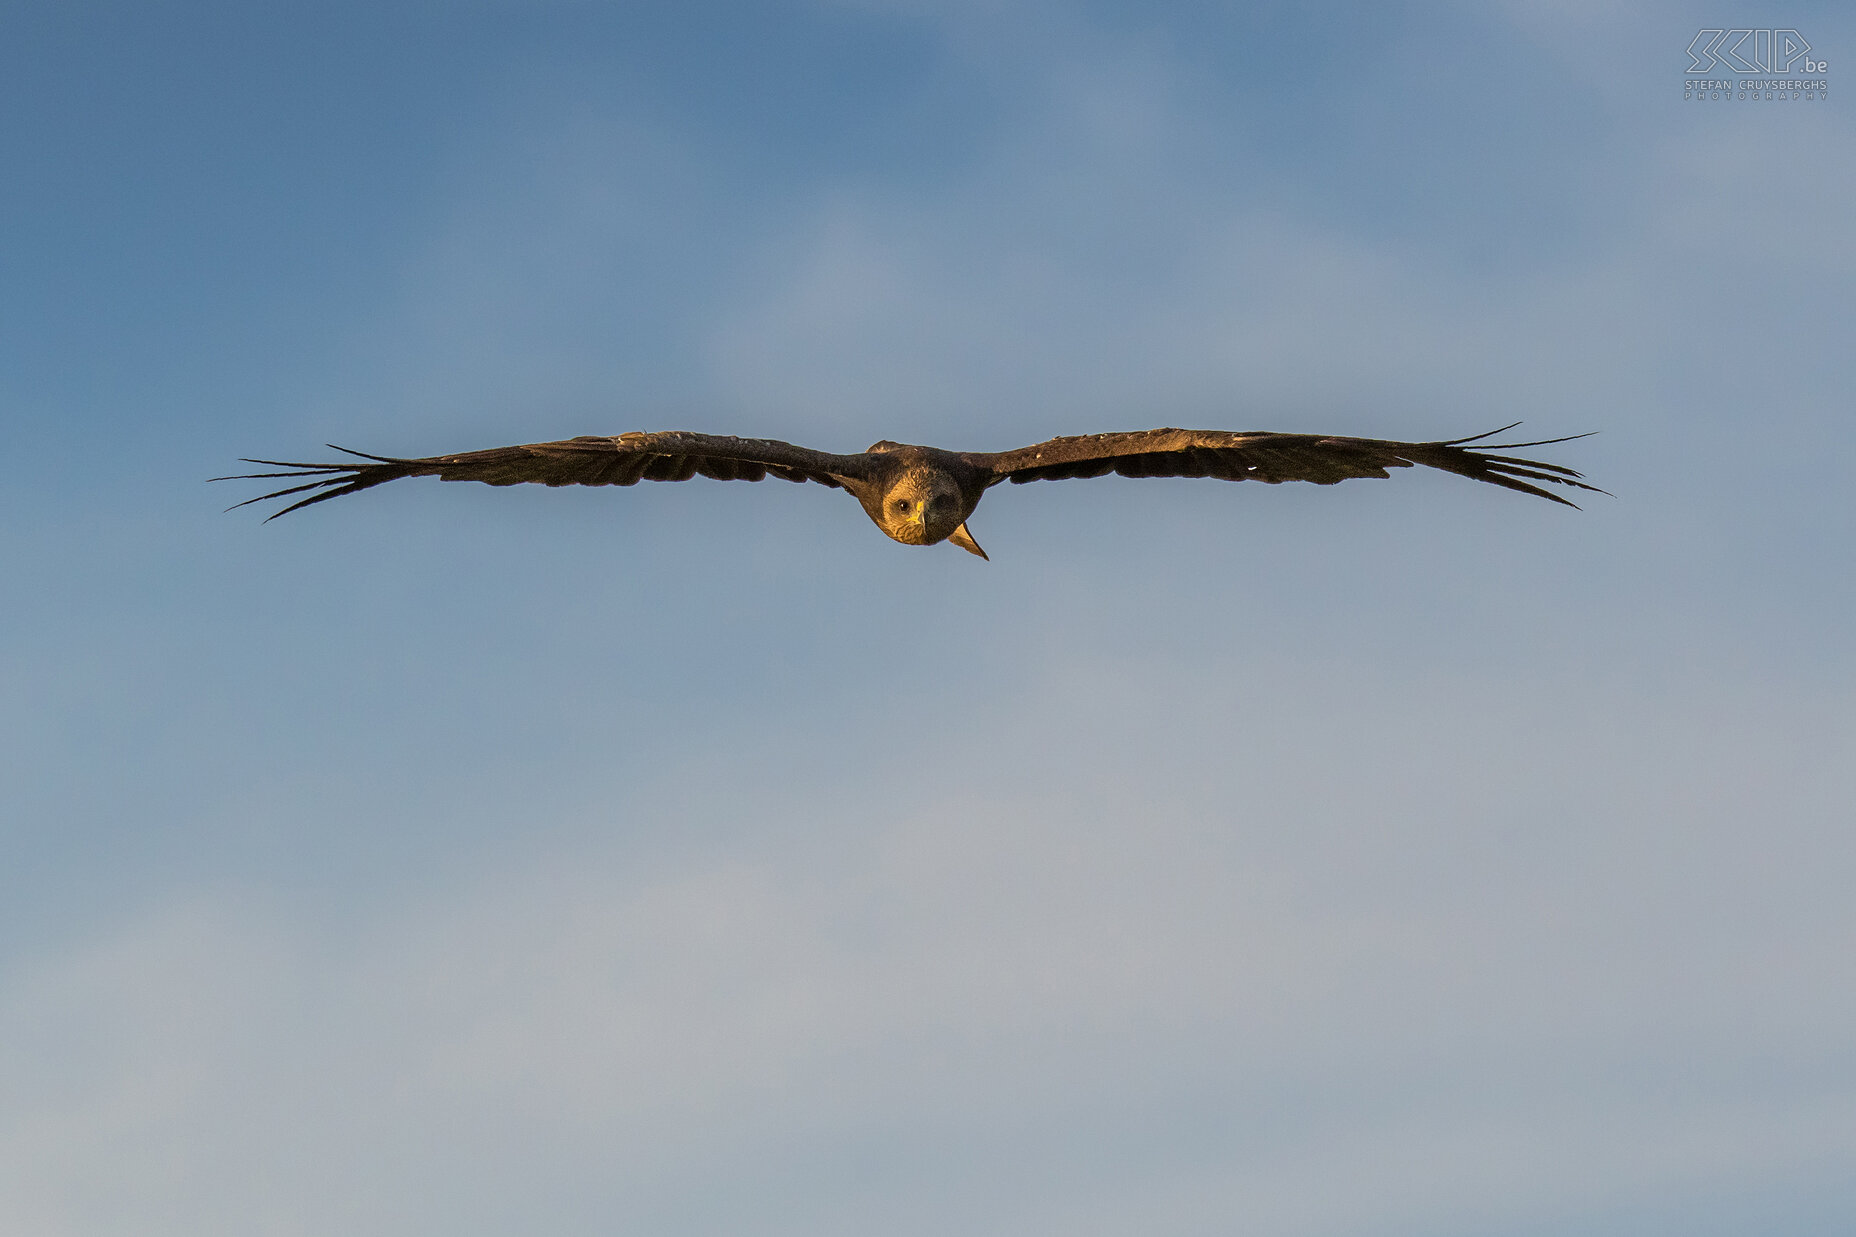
[879,469,967,546]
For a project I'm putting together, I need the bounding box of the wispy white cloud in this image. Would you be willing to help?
[6,651,1850,1234]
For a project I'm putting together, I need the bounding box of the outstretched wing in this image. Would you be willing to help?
[969,425,1601,507]
[219,431,868,519]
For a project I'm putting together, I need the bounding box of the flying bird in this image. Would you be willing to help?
[223,424,1599,559]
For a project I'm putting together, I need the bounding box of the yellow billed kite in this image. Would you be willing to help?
[224,424,1598,560]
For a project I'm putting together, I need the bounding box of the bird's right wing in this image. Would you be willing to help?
[219,431,869,519]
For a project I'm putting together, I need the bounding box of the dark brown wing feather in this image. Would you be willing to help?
[967,425,1601,507]
[218,431,868,519]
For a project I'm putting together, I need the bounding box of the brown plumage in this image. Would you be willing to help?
[221,424,1600,559]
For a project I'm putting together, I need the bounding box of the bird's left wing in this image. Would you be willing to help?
[220,432,869,519]
[967,426,1601,506]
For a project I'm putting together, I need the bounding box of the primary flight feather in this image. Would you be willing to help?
[222,424,1599,559]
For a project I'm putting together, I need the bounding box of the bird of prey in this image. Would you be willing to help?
[223,424,1598,559]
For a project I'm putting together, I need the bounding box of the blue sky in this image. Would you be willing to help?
[3,2,1853,1233]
